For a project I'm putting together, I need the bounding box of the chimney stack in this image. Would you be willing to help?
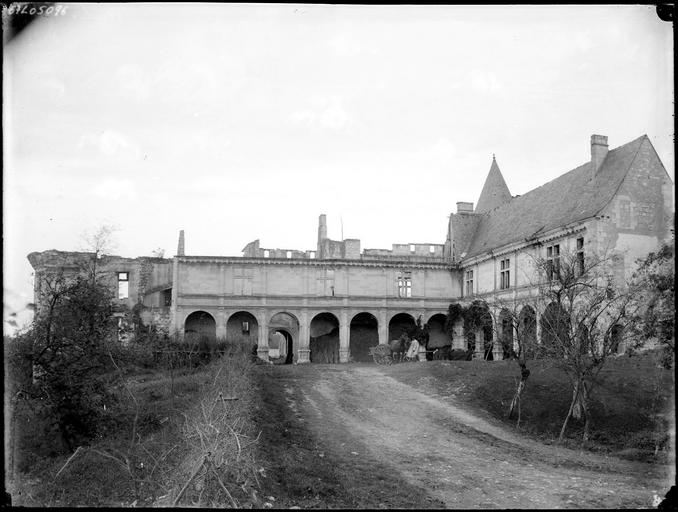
[591,134,608,174]
[317,214,327,258]
[456,202,474,213]
[177,230,185,256]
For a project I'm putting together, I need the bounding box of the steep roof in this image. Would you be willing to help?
[464,135,648,259]
[475,156,512,213]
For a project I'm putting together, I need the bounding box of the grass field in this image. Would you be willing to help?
[381,348,674,462]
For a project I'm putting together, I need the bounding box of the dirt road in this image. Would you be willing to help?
[253,364,671,509]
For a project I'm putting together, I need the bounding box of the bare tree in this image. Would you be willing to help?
[531,249,638,444]
[79,224,119,284]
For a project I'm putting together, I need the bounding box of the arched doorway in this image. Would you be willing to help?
[310,312,340,363]
[427,314,451,359]
[499,309,514,360]
[518,305,537,359]
[541,302,570,357]
[226,311,258,347]
[269,312,299,364]
[184,311,216,344]
[349,312,379,362]
[388,313,416,341]
[269,330,294,364]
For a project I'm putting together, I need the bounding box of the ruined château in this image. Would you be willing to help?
[28,134,674,363]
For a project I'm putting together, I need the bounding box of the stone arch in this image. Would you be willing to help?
[184,310,216,344]
[498,309,514,360]
[226,311,258,346]
[269,312,299,364]
[427,313,451,359]
[518,305,537,359]
[388,312,416,342]
[310,312,340,363]
[349,312,379,362]
[540,302,570,357]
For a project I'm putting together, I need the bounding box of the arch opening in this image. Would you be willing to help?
[499,309,514,360]
[349,312,379,362]
[310,312,340,364]
[184,311,216,344]
[269,312,299,363]
[226,311,259,347]
[428,313,452,360]
[541,302,570,358]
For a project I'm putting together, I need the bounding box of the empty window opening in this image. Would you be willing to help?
[286,251,292,259]
[397,272,412,298]
[576,237,585,276]
[118,272,129,299]
[263,250,270,258]
[409,244,415,253]
[429,245,435,254]
[546,244,560,281]
[163,288,172,306]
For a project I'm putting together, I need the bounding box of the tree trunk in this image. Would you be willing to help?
[559,380,580,443]
[581,381,591,445]
[508,363,530,420]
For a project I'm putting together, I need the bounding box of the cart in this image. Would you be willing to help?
[369,344,393,365]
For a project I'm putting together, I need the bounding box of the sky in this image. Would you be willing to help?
[3,4,674,333]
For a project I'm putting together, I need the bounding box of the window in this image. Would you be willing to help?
[398,272,412,298]
[263,250,270,258]
[309,251,316,259]
[546,244,560,281]
[242,321,249,333]
[576,237,585,276]
[465,270,474,296]
[409,244,416,253]
[118,272,129,299]
[286,251,292,259]
[429,245,435,254]
[163,288,172,307]
[500,258,510,290]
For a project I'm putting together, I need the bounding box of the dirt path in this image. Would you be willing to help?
[253,364,671,509]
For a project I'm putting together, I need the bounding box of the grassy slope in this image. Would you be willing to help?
[380,349,674,461]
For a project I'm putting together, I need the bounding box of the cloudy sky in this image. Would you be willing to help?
[3,4,674,331]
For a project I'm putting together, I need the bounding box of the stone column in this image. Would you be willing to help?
[451,320,465,350]
[378,310,389,346]
[339,310,350,363]
[474,329,484,360]
[298,310,311,363]
[257,311,269,361]
[216,308,227,339]
[492,315,503,361]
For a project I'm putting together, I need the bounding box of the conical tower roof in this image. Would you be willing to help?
[475,156,512,213]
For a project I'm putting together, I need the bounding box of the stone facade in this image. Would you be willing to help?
[28,134,673,362]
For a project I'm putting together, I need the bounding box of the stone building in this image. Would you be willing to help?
[28,134,673,362]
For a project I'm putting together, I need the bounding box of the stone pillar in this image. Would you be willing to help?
[257,311,269,361]
[339,310,350,363]
[492,315,503,361]
[474,329,484,360]
[378,310,389,346]
[216,308,227,339]
[298,310,311,363]
[451,320,465,350]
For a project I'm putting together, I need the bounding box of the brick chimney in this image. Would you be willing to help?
[177,230,185,256]
[591,134,608,174]
[456,202,474,213]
